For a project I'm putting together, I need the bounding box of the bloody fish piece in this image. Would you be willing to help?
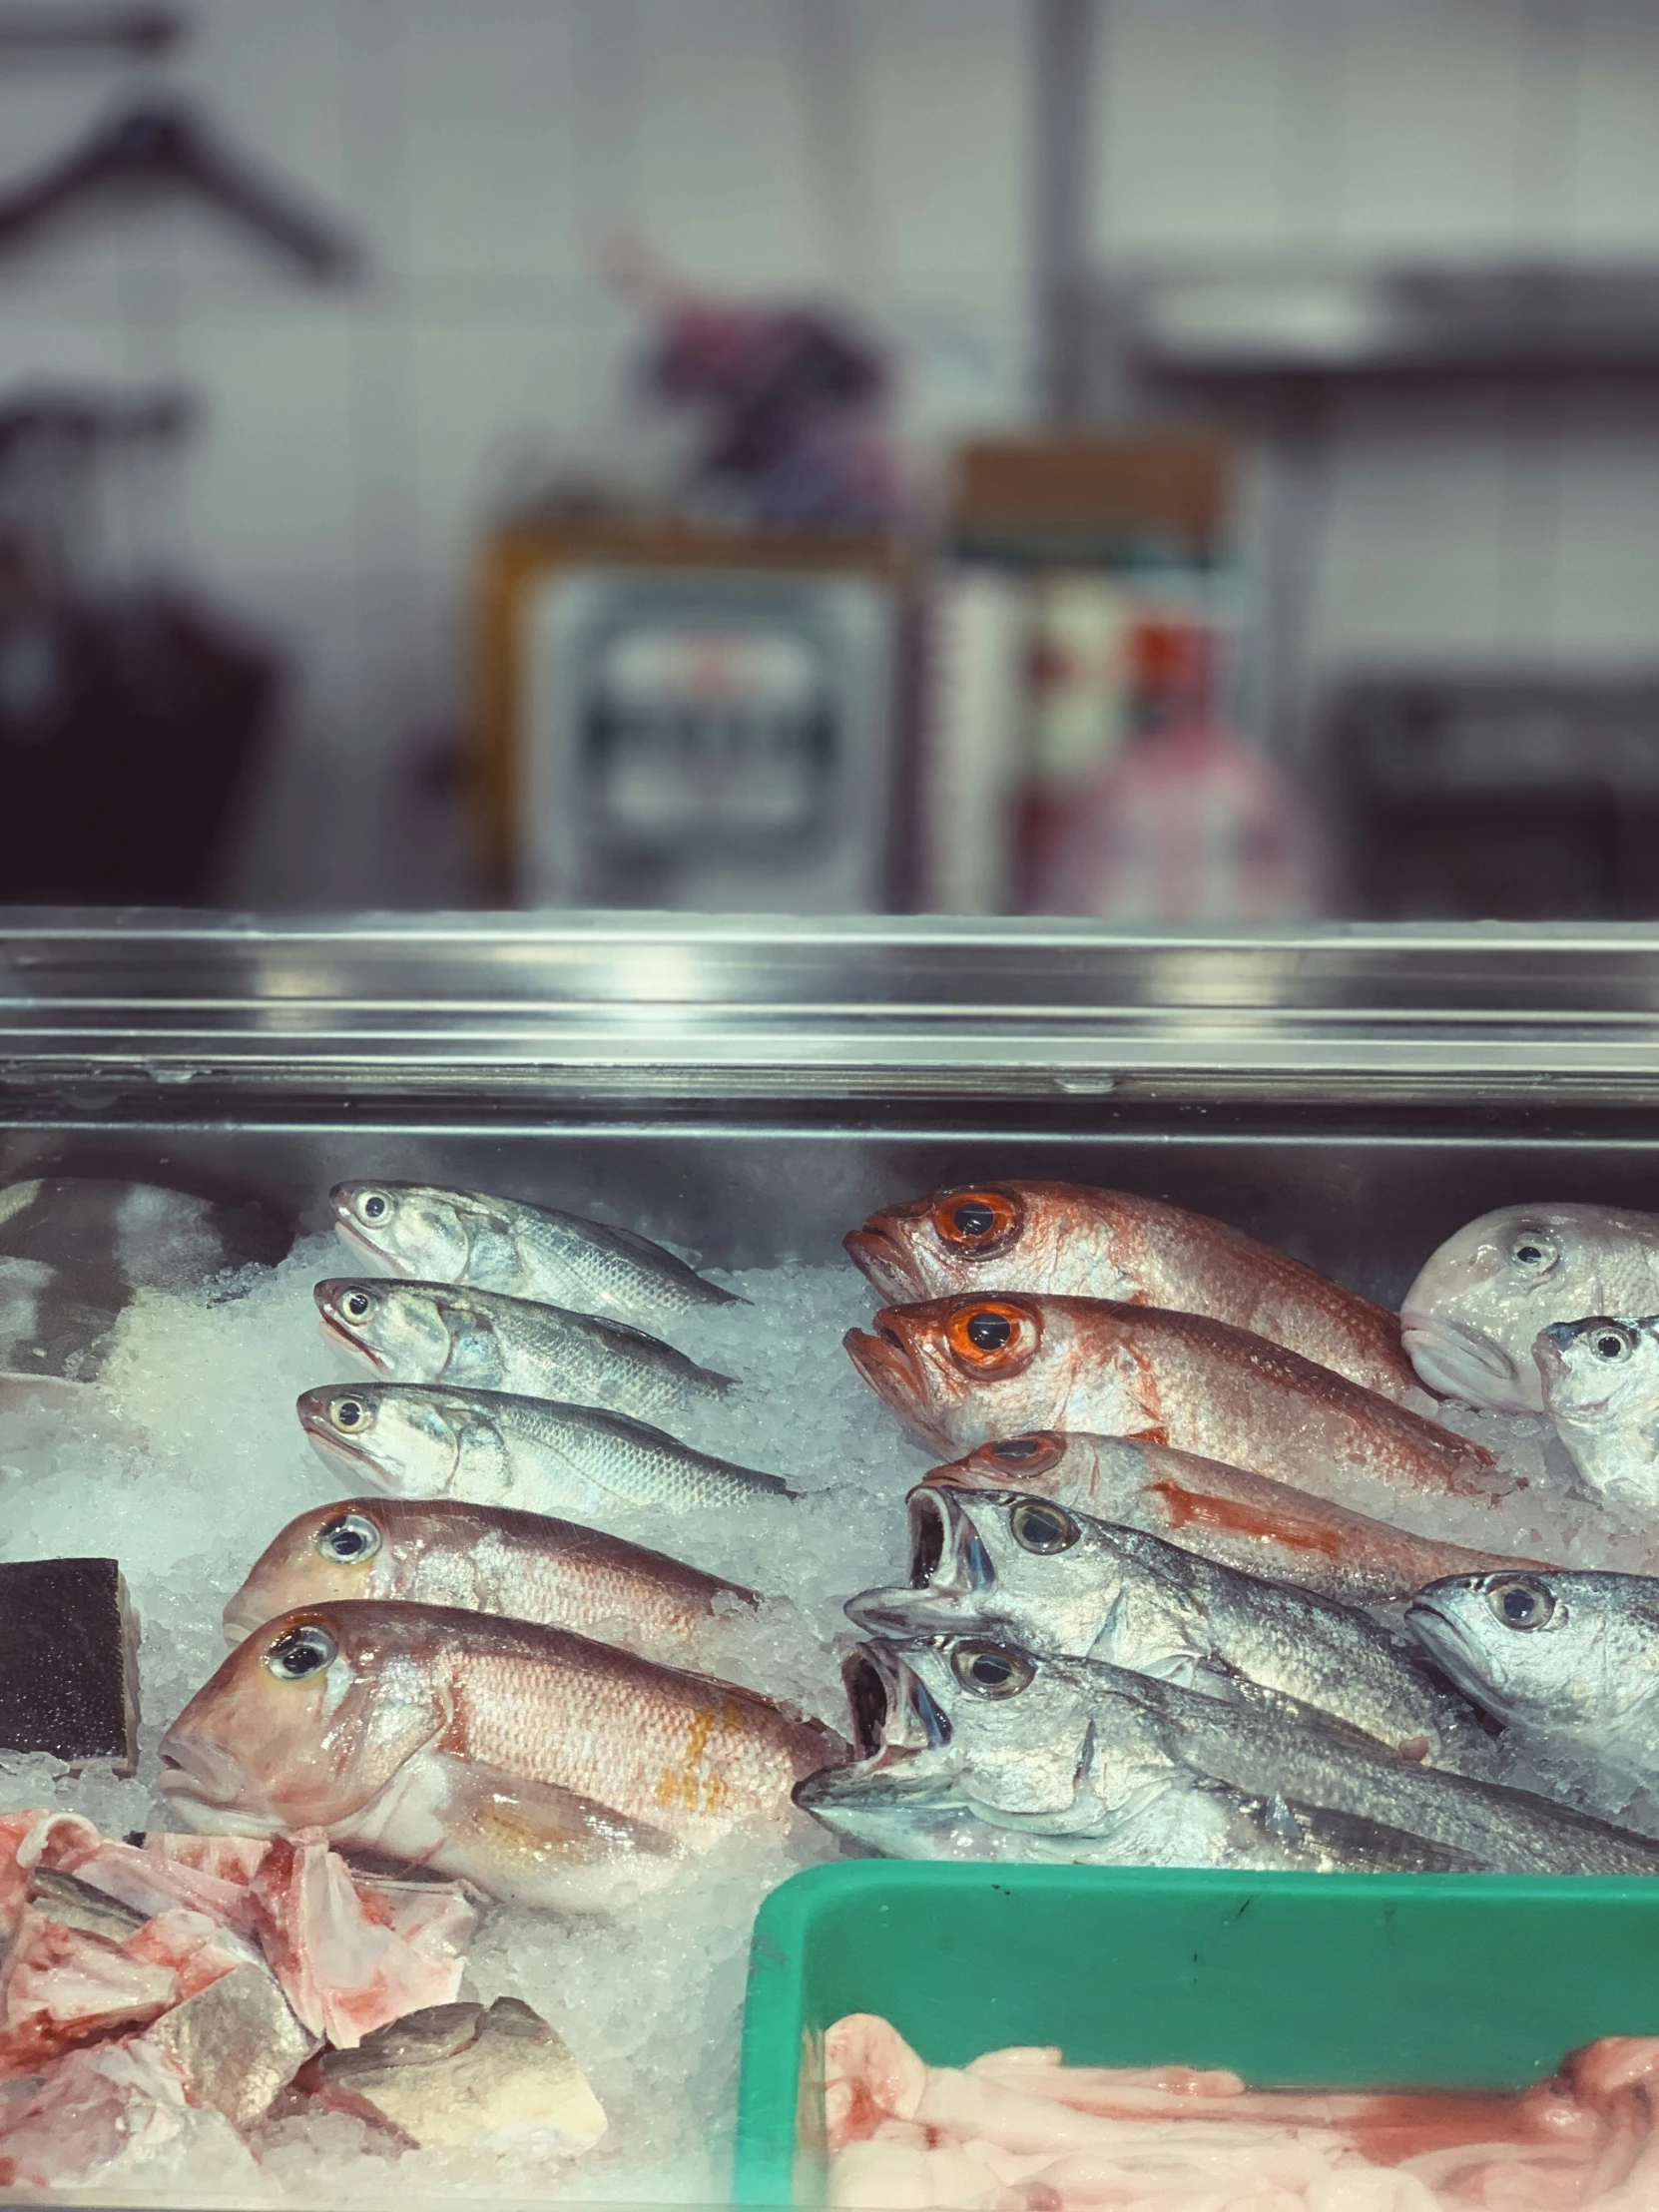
[928,1432,1545,1607]
[224,1495,760,1679]
[159,1600,844,1910]
[247,1830,473,2048]
[846,1182,1420,1402]
[846,1296,1510,1508]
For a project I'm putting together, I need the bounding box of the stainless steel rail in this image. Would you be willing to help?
[5,911,1659,1104]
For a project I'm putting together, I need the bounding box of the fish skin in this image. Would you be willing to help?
[1406,1569,1659,1758]
[159,1600,842,1909]
[846,1485,1503,1776]
[295,1381,791,1517]
[313,1277,735,1421]
[1534,1314,1659,1511]
[797,1636,1659,1876]
[847,1181,1420,1402]
[928,1432,1544,1606]
[329,1182,740,1323]
[1402,1202,1659,1413]
[845,1295,1509,1509]
[224,1496,760,1674]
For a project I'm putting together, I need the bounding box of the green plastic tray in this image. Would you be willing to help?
[733,1862,1659,2205]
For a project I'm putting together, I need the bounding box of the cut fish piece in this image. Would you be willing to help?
[0,1558,139,1768]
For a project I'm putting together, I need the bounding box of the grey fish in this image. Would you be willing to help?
[1406,1569,1659,1763]
[1402,1201,1659,1412]
[1533,1313,1659,1511]
[330,1182,739,1324]
[845,1485,1501,1776]
[314,1276,735,1422]
[796,1635,1659,1877]
[931,1432,1545,1607]
[296,1380,791,1516]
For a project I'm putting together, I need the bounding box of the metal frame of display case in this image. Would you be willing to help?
[6,913,1659,1110]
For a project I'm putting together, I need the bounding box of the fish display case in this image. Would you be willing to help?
[7,910,1659,2207]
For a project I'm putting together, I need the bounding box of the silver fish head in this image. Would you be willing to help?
[160,1601,449,1836]
[296,1381,474,1493]
[1405,1569,1659,1736]
[1534,1316,1659,1504]
[797,1636,1100,1834]
[331,1181,484,1280]
[845,1485,1123,1658]
[314,1277,456,1377]
[1401,1204,1659,1413]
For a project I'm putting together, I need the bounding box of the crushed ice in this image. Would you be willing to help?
[0,1231,926,2199]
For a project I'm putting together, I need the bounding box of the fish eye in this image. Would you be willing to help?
[1592,1326,1635,1362]
[355,1191,391,1225]
[1508,1231,1559,1274]
[945,1301,1036,1371]
[263,1623,338,1681]
[341,1288,376,1323]
[930,1190,1016,1252]
[315,1511,381,1565]
[1010,1499,1078,1554]
[950,1641,1036,1699]
[991,1435,1043,1462]
[330,1395,371,1431]
[1484,1576,1557,1632]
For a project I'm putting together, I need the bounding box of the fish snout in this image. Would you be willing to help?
[843,1225,920,1302]
[843,1320,926,1409]
[156,1730,247,1809]
[1399,1312,1528,1408]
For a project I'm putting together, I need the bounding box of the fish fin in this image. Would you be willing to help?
[428,1754,679,1883]
[1216,1784,1481,1875]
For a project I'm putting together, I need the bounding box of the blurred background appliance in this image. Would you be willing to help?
[475,518,904,911]
[1329,674,1659,921]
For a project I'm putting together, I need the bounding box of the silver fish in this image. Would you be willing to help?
[1406,1569,1659,1761]
[296,1382,791,1517]
[330,1182,740,1323]
[314,1277,735,1422]
[796,1636,1659,1877]
[1534,1314,1659,1510]
[845,1486,1500,1775]
[1402,1202,1659,1412]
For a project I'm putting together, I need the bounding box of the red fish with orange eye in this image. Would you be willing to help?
[844,1182,1421,1404]
[843,1295,1511,1511]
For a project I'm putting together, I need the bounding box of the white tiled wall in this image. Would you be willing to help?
[1092,0,1659,730]
[0,0,1032,903]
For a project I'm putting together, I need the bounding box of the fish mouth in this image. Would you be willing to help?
[1402,1597,1500,1708]
[844,1642,953,1762]
[156,1733,246,1810]
[296,1397,380,1476]
[1400,1313,1527,1407]
[844,1322,932,1420]
[844,1491,994,1635]
[316,1309,388,1371]
[843,1225,924,1303]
